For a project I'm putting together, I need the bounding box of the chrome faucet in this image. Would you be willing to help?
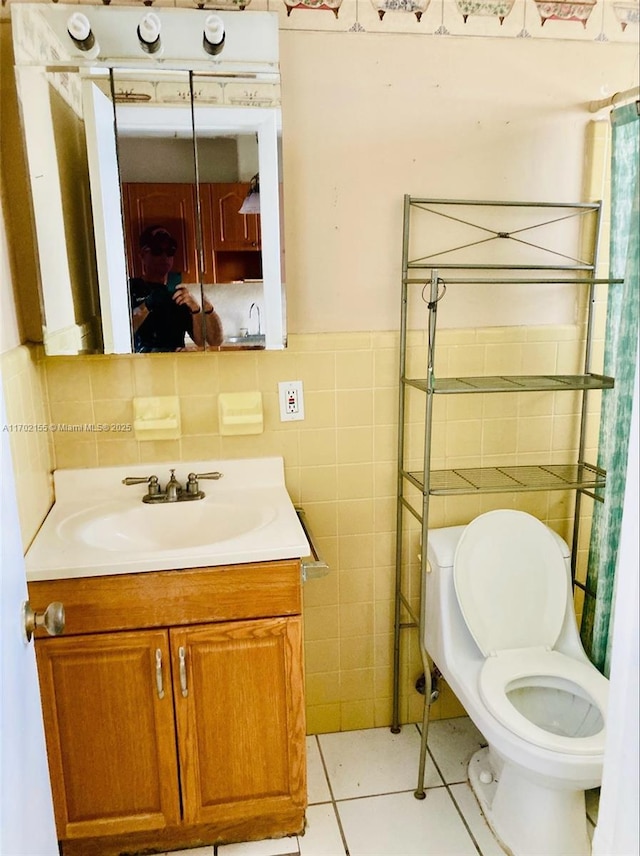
[122,470,222,503]
[249,302,261,335]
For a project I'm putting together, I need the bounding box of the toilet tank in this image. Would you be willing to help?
[423,521,585,670]
[424,526,478,672]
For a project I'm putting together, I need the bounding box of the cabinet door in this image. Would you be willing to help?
[35,630,180,841]
[172,617,306,827]
[123,183,199,282]
[209,183,261,251]
[198,184,218,285]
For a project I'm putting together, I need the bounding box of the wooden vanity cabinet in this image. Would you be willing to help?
[34,630,181,839]
[28,560,306,856]
[174,618,304,827]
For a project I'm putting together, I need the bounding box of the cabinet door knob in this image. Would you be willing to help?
[23,601,65,642]
[178,646,188,697]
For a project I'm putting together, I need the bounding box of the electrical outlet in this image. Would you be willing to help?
[278,380,305,422]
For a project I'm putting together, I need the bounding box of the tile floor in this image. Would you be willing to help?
[154,718,600,856]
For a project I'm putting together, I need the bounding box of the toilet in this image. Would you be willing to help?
[424,510,609,856]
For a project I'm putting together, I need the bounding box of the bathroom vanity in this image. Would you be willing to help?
[24,458,311,856]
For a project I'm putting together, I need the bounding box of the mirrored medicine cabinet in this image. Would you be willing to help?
[11,4,286,355]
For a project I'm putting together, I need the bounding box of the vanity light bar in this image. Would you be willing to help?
[65,9,228,61]
[16,6,279,73]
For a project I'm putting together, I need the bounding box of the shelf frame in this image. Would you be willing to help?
[391,197,617,769]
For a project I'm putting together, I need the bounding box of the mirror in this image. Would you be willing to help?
[11,4,286,354]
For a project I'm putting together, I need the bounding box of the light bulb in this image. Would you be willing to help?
[67,12,100,58]
[203,14,225,56]
[137,12,162,55]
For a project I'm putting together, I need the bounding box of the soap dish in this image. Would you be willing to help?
[218,392,263,436]
[133,396,181,441]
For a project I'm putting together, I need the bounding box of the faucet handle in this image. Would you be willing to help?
[123,474,158,487]
[147,475,161,496]
[123,475,161,499]
[185,471,223,498]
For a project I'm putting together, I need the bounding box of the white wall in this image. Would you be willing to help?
[280,31,638,334]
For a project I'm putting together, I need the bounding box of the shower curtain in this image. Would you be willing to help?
[581,102,640,675]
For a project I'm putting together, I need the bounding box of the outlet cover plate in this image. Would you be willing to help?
[278,380,304,421]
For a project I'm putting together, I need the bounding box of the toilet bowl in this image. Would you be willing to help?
[424,510,608,856]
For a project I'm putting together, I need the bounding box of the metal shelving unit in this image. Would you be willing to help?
[390,197,620,791]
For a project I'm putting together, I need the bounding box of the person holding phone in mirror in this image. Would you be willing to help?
[129,225,223,352]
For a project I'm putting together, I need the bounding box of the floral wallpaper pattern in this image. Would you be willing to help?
[2,0,638,43]
[271,0,636,41]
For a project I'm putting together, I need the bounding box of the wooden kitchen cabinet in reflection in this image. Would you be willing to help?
[123,182,262,285]
[123,183,200,282]
[207,183,261,251]
[201,182,263,284]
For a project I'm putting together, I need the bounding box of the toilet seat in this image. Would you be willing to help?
[479,647,608,754]
[453,510,607,755]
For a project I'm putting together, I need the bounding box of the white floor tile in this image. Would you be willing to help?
[306,736,332,804]
[217,836,299,856]
[336,789,479,856]
[158,844,214,856]
[318,725,442,800]
[164,850,213,856]
[449,783,507,856]
[298,804,347,856]
[427,717,487,784]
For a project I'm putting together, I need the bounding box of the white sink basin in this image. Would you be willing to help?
[58,499,276,553]
[25,457,309,581]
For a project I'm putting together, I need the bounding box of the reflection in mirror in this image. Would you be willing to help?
[82,70,130,353]
[14,63,104,354]
[111,69,222,352]
[192,77,284,351]
[11,5,286,355]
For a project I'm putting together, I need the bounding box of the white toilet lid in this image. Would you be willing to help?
[454,510,568,656]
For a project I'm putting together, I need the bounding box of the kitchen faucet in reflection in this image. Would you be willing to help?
[249,302,261,336]
[122,469,222,503]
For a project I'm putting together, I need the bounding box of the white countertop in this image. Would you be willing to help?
[25,457,310,582]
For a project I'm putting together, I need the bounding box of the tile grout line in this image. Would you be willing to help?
[313,733,351,856]
[441,777,485,856]
[414,723,485,856]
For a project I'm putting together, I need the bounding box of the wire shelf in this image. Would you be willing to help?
[404,374,614,394]
[405,463,606,495]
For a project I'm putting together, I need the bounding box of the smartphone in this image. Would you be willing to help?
[167,273,182,295]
